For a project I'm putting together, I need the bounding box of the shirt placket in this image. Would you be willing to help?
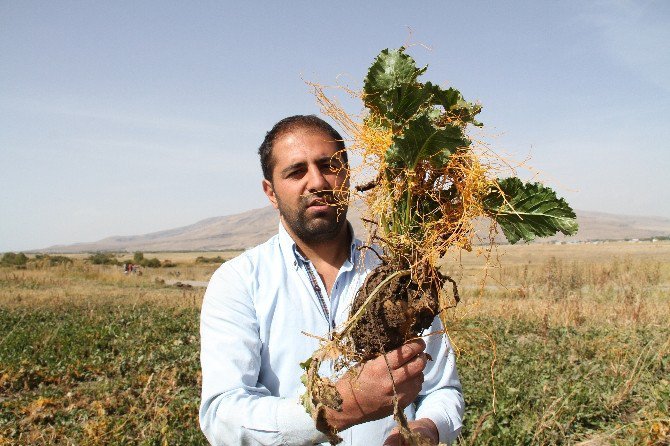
[292,242,359,336]
[303,261,335,332]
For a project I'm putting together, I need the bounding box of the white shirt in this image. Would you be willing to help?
[200,223,464,445]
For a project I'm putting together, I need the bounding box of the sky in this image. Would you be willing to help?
[1,1,669,252]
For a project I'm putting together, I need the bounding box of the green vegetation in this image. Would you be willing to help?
[143,257,161,268]
[194,255,225,264]
[0,304,202,444]
[133,251,145,264]
[87,252,120,266]
[1,245,668,444]
[86,252,166,268]
[303,48,578,440]
[455,318,669,445]
[357,48,577,248]
[33,254,73,266]
[132,251,163,268]
[1,252,28,267]
[161,259,177,268]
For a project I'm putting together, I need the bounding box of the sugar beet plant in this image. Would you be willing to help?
[301,47,578,444]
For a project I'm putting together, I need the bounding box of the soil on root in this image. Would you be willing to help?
[349,264,439,360]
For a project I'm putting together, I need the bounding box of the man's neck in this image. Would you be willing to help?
[283,219,351,270]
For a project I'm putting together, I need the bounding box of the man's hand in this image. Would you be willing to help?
[382,418,439,445]
[323,339,428,432]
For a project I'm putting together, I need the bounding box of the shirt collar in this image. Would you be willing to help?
[277,220,358,270]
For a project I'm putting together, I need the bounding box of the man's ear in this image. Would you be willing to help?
[262,179,279,209]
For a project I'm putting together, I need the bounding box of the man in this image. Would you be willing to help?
[200,115,463,445]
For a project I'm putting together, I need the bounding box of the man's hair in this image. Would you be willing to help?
[258,115,347,181]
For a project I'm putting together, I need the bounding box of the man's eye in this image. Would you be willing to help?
[324,161,341,171]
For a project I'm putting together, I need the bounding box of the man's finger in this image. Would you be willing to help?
[384,338,426,369]
[391,353,428,385]
[382,429,403,446]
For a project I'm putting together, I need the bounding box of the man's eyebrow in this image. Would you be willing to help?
[280,161,307,176]
[280,156,343,176]
[326,154,348,164]
[317,156,341,164]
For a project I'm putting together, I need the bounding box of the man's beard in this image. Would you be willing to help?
[277,192,348,244]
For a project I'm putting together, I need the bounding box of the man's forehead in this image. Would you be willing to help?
[277,126,338,144]
[273,128,342,162]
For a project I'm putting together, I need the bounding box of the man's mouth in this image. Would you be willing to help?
[306,195,336,208]
[307,200,330,208]
[304,195,341,213]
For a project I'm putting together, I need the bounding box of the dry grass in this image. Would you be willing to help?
[1,242,668,445]
[0,251,243,310]
[440,240,670,329]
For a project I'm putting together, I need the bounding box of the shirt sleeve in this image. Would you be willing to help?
[199,263,328,446]
[415,317,465,445]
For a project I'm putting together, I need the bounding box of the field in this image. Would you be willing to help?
[1,242,669,445]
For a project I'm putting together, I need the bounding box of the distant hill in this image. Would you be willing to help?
[45,207,284,253]
[545,211,670,242]
[42,206,670,253]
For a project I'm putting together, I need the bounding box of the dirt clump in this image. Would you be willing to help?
[350,263,439,360]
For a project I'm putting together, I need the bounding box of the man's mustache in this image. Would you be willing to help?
[301,190,349,207]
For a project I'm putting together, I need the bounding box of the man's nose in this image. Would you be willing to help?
[306,166,330,192]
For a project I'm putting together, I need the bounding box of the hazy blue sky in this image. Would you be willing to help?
[1,1,669,251]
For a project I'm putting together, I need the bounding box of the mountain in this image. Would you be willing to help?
[43,205,367,253]
[546,211,670,242]
[45,207,283,253]
[42,206,670,253]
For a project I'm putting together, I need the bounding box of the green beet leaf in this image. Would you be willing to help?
[425,83,482,125]
[483,178,578,244]
[363,48,428,124]
[424,82,462,109]
[384,84,433,129]
[386,115,469,169]
[425,82,483,127]
[363,47,425,96]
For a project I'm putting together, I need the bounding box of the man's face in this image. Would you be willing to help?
[262,128,349,244]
